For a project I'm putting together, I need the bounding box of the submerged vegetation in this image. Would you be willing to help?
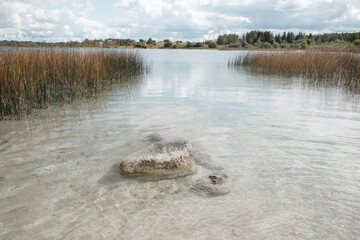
[231,51,360,93]
[0,48,145,119]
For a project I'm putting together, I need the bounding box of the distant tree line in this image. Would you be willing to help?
[0,38,137,48]
[0,31,359,49]
[216,31,360,49]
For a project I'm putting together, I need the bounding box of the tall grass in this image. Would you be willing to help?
[0,48,145,119]
[231,51,360,93]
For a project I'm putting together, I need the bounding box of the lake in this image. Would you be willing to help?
[0,49,359,239]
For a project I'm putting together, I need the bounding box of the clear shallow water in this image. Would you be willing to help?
[0,49,360,239]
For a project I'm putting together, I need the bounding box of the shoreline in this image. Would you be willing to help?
[1,45,359,53]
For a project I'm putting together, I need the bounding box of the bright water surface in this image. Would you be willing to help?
[0,49,360,239]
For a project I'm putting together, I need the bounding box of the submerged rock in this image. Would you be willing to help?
[146,133,163,143]
[119,137,196,178]
[191,172,230,196]
[192,142,224,171]
[193,152,224,171]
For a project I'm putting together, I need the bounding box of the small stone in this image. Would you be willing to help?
[191,172,230,196]
[209,173,226,184]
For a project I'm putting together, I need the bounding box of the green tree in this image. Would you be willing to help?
[275,34,282,44]
[253,37,262,47]
[164,41,173,48]
[228,43,241,48]
[195,42,204,47]
[287,32,295,43]
[134,42,147,48]
[246,31,260,44]
[273,43,280,48]
[242,41,250,48]
[262,42,272,48]
[280,43,289,49]
[208,41,217,48]
[83,38,91,46]
[185,42,195,48]
[314,35,322,44]
[225,34,240,45]
[146,38,156,46]
[300,39,308,49]
[217,35,226,45]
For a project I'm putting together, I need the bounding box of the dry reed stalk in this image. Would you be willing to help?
[231,50,360,93]
[0,48,145,119]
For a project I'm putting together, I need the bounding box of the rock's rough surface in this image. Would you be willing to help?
[119,137,196,177]
[191,172,230,196]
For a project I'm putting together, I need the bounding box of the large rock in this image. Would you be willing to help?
[119,137,196,178]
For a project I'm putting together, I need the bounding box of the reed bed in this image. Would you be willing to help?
[231,51,360,93]
[0,48,145,119]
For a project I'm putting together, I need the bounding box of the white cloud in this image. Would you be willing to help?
[325,3,360,23]
[274,0,313,11]
[112,0,252,40]
[0,0,359,42]
[274,0,337,11]
[0,0,109,41]
[115,0,170,17]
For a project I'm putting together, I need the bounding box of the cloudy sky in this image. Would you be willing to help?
[0,0,359,42]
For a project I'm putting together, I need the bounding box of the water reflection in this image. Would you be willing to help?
[0,49,359,239]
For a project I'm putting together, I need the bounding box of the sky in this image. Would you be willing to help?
[0,0,360,42]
